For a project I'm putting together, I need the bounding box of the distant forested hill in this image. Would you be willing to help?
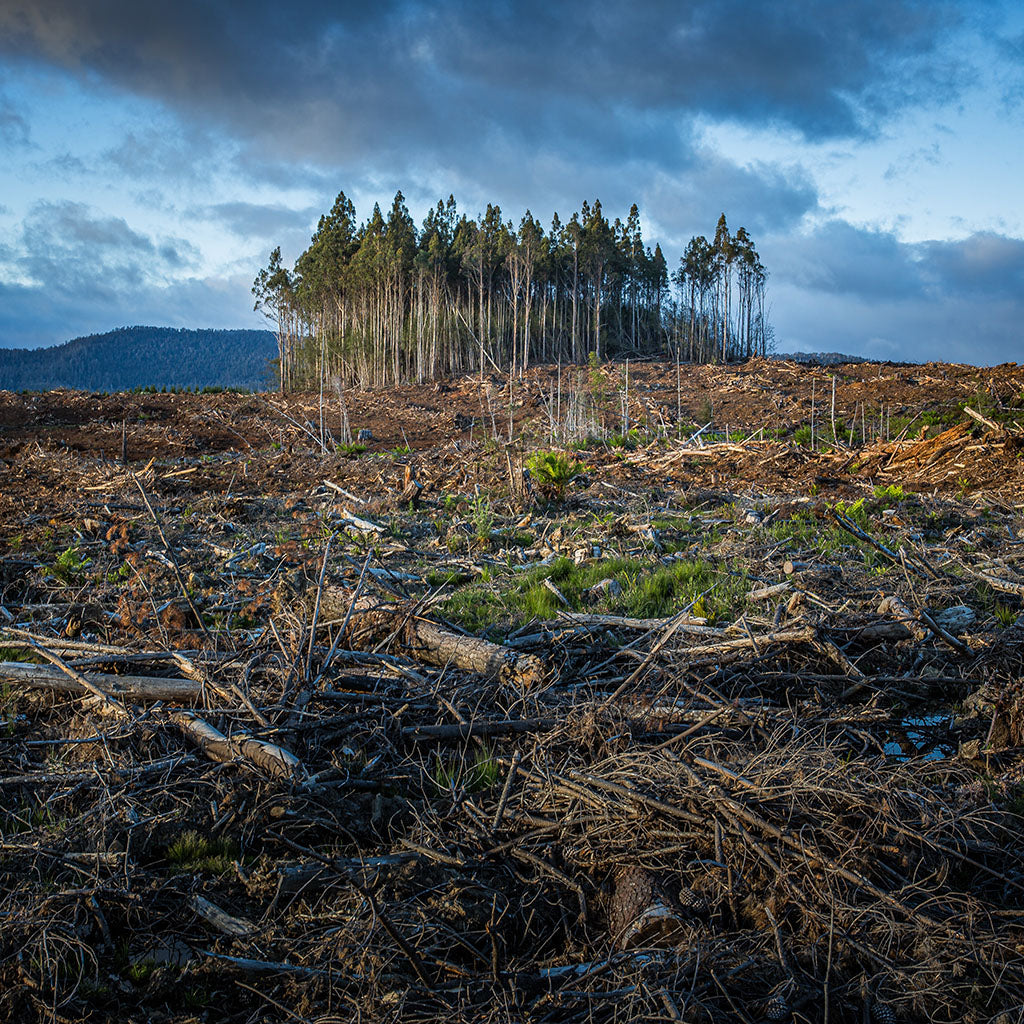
[0,327,276,392]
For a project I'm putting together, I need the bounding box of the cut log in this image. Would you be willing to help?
[0,661,204,703]
[317,587,547,689]
[877,595,928,641]
[963,405,1002,433]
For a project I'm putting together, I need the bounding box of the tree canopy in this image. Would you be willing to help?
[254,192,770,392]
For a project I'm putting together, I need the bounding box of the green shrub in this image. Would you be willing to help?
[527,451,583,501]
[471,495,494,541]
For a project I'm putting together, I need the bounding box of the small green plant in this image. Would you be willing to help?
[52,545,88,583]
[527,451,583,501]
[336,442,367,457]
[165,830,238,874]
[127,960,156,986]
[994,603,1018,628]
[608,429,641,450]
[833,497,869,530]
[471,495,494,542]
[184,987,210,1010]
[433,745,499,795]
[793,425,812,446]
[390,444,412,457]
[873,483,906,502]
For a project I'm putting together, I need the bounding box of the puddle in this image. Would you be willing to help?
[884,713,956,761]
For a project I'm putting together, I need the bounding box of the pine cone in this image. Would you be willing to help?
[764,994,790,1021]
[677,886,709,915]
[871,1002,898,1024]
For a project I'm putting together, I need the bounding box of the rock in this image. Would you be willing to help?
[357,428,373,442]
[742,509,763,525]
[934,605,976,633]
[586,578,622,603]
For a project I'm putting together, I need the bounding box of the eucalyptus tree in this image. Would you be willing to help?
[252,246,295,392]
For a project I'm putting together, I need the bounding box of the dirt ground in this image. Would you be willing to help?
[1,359,1024,1024]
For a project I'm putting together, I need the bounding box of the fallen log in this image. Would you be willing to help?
[317,587,547,689]
[0,661,204,703]
[171,710,304,780]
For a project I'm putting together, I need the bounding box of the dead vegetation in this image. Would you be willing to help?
[1,359,1024,1023]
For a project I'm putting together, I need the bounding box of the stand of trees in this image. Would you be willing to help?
[253,192,769,392]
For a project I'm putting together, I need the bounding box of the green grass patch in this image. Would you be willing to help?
[165,830,238,874]
[425,568,473,588]
[433,745,499,795]
[439,554,746,633]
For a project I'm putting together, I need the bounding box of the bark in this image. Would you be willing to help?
[0,661,203,703]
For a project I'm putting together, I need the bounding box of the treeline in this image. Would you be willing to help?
[0,327,276,392]
[254,192,770,391]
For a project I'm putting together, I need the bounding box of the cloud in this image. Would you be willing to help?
[101,124,216,181]
[919,232,1024,294]
[0,271,262,350]
[0,94,30,147]
[0,0,984,180]
[5,201,201,304]
[646,157,820,246]
[767,220,1024,364]
[190,201,319,239]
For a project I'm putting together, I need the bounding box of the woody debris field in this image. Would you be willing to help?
[2,357,1024,1024]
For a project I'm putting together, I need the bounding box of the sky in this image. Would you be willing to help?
[0,0,1022,364]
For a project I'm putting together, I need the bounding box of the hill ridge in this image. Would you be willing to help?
[0,325,276,391]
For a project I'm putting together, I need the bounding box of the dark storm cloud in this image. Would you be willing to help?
[770,220,922,300]
[190,202,320,239]
[0,0,983,179]
[647,157,820,245]
[771,221,1024,305]
[920,232,1024,294]
[768,222,1024,363]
